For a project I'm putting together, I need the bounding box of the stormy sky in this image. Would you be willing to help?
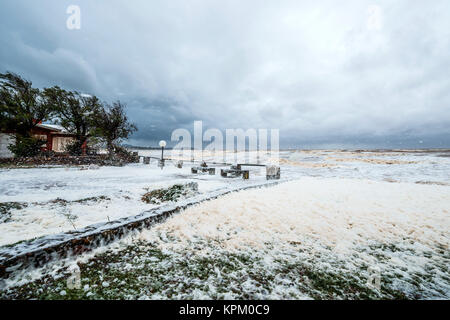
[1,0,449,148]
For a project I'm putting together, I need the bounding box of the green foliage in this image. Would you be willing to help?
[141,183,198,204]
[113,144,133,158]
[64,140,84,156]
[7,135,45,157]
[91,101,137,158]
[0,202,27,223]
[1,71,138,159]
[0,72,55,136]
[43,87,101,146]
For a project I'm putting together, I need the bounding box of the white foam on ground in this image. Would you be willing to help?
[135,178,450,298]
[145,178,449,252]
[0,163,256,246]
[1,150,449,246]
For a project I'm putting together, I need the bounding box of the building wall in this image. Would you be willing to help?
[0,133,15,158]
[0,129,78,156]
[30,127,52,151]
[52,136,75,152]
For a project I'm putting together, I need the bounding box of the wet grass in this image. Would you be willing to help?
[47,196,111,206]
[0,196,111,223]
[2,239,433,300]
[0,202,28,223]
[141,183,198,204]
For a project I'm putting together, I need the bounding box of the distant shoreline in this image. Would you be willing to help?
[124,146,450,153]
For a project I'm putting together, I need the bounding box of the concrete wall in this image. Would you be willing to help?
[0,133,15,158]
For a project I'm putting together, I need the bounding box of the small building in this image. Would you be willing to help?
[0,123,86,158]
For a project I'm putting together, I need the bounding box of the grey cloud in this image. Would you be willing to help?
[0,0,449,148]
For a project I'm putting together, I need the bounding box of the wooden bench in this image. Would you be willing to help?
[191,167,216,175]
[234,163,281,180]
[235,163,265,170]
[220,168,250,179]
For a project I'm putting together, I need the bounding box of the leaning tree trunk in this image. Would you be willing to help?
[106,140,115,160]
[77,135,88,156]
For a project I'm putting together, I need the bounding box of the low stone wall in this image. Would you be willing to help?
[0,153,139,167]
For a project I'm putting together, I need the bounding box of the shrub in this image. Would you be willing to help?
[8,136,45,157]
[141,183,199,204]
[114,145,132,158]
[65,140,84,156]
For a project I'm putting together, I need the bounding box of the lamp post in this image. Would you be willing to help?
[159,140,166,160]
[159,140,167,169]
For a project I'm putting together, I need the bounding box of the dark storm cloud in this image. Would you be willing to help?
[1,0,449,147]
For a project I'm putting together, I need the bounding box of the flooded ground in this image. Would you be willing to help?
[0,149,449,299]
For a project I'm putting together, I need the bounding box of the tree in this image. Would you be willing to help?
[43,87,101,155]
[92,101,137,159]
[0,72,55,136]
[0,72,55,157]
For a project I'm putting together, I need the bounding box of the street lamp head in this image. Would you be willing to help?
[159,140,167,148]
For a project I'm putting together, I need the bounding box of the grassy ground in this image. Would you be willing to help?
[0,202,27,223]
[1,178,448,300]
[3,238,438,300]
